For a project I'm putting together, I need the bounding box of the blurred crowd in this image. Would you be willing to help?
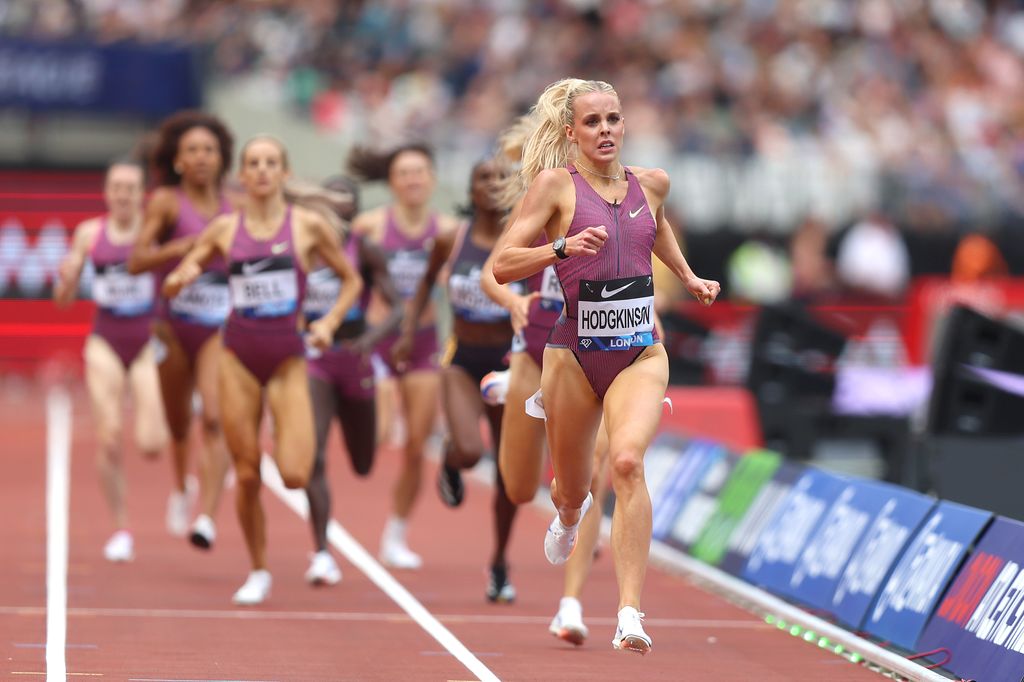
[5,0,1024,300]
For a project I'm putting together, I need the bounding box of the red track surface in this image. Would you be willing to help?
[2,382,881,681]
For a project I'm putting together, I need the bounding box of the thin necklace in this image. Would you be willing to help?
[575,160,622,181]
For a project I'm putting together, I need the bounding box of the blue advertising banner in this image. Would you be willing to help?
[0,40,201,117]
[665,452,738,553]
[719,460,805,576]
[647,436,725,541]
[829,484,936,627]
[775,479,897,609]
[917,516,1024,682]
[742,468,847,594]
[865,501,992,651]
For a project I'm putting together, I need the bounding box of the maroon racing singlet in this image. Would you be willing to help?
[160,190,232,362]
[222,206,307,385]
[304,233,375,400]
[546,165,660,399]
[374,207,440,375]
[445,221,517,384]
[90,217,156,368]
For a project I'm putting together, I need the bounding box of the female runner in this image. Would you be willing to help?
[128,111,234,549]
[164,137,362,604]
[349,144,459,569]
[54,160,169,562]
[493,79,719,652]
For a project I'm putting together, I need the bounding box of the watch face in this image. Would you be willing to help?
[554,237,565,249]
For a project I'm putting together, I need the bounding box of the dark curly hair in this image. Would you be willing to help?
[346,143,434,182]
[150,110,234,187]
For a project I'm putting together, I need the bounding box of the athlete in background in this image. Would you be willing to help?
[128,111,234,550]
[349,144,460,569]
[301,176,403,585]
[394,159,521,601]
[164,136,363,604]
[54,160,169,562]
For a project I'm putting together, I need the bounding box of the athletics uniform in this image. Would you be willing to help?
[547,166,659,399]
[304,233,375,400]
[223,207,306,385]
[89,218,156,368]
[160,191,231,361]
[446,223,518,380]
[375,209,440,374]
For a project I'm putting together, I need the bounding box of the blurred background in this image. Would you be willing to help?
[4,0,1024,516]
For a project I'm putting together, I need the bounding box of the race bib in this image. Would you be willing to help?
[92,264,154,317]
[387,250,428,299]
[229,256,298,319]
[303,268,361,323]
[169,271,230,326]
[577,275,654,351]
[448,263,514,323]
[539,265,564,312]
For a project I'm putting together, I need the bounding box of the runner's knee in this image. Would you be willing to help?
[611,446,644,483]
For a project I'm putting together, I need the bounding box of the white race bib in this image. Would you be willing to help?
[577,276,654,351]
[92,267,154,316]
[169,271,230,326]
[449,264,512,323]
[229,259,298,319]
[387,250,428,299]
[539,265,564,311]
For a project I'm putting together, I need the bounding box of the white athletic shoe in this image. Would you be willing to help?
[480,369,510,406]
[543,492,593,565]
[189,514,216,550]
[549,597,588,646]
[612,606,652,655]
[232,570,272,606]
[379,537,423,570]
[305,551,342,586]
[165,477,197,538]
[103,530,134,563]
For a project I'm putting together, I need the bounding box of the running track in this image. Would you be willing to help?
[2,381,883,681]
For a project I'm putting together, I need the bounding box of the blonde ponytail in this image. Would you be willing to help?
[493,112,538,212]
[518,78,616,186]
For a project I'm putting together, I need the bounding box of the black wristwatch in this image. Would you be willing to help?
[552,236,569,260]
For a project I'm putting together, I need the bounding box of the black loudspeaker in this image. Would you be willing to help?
[926,305,1024,436]
[746,303,847,408]
[746,303,848,458]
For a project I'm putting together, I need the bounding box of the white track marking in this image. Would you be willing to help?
[0,605,767,628]
[45,387,71,682]
[260,454,500,682]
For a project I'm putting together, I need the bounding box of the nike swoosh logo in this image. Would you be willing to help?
[629,206,644,219]
[271,241,289,255]
[601,281,635,299]
[242,257,274,275]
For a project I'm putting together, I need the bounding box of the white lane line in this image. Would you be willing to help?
[45,387,72,682]
[0,604,769,628]
[260,455,501,682]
